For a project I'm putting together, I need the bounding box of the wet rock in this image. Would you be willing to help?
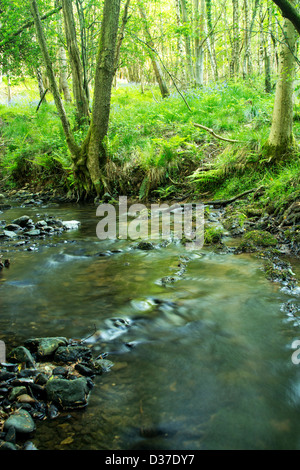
[75,363,95,377]
[0,440,18,450]
[135,241,155,250]
[24,337,68,359]
[8,387,27,402]
[22,441,38,450]
[91,358,114,374]
[8,346,35,368]
[45,377,91,409]
[1,230,18,239]
[12,216,31,227]
[4,224,22,232]
[24,229,40,237]
[53,345,92,364]
[4,409,36,434]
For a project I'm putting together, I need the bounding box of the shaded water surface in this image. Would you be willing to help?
[1,203,300,450]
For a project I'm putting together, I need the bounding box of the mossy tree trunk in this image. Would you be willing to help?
[263,5,298,161]
[61,0,89,127]
[31,0,122,199]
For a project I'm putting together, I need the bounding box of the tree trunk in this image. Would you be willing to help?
[137,2,170,98]
[242,0,259,78]
[263,7,298,160]
[230,0,240,78]
[62,0,89,126]
[193,0,205,87]
[30,0,80,160]
[36,67,47,102]
[80,0,122,195]
[205,0,218,81]
[175,0,188,86]
[75,0,90,104]
[180,0,195,86]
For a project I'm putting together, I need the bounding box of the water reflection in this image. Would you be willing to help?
[0,203,300,449]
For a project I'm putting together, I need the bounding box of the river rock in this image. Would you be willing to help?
[45,377,91,409]
[8,346,35,368]
[91,358,114,374]
[24,229,40,237]
[24,337,68,358]
[2,230,18,239]
[4,409,36,434]
[4,224,22,232]
[12,215,31,227]
[53,345,92,364]
[8,386,27,402]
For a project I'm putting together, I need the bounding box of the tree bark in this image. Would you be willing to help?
[137,2,170,98]
[193,0,205,87]
[62,0,89,126]
[271,0,300,35]
[230,0,240,78]
[81,0,122,195]
[263,4,298,160]
[30,0,80,159]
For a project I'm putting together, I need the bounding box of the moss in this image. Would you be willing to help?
[239,230,277,251]
[204,226,224,245]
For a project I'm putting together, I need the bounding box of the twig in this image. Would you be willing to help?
[193,123,243,143]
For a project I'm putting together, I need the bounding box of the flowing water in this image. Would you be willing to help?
[1,202,300,450]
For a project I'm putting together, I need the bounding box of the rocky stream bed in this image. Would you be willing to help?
[0,187,299,450]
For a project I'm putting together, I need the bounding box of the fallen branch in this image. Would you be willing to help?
[204,186,265,207]
[193,123,243,143]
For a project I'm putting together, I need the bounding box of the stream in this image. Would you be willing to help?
[1,201,300,450]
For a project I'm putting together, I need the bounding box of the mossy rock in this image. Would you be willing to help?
[204,226,224,245]
[239,230,277,251]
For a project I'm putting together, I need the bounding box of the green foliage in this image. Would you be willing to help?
[204,226,225,245]
[0,100,72,188]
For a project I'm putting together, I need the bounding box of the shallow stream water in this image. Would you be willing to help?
[1,202,300,450]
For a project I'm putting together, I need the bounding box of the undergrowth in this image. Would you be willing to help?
[0,77,299,210]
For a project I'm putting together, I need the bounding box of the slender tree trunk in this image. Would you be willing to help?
[265,5,273,93]
[175,0,188,86]
[243,0,259,78]
[137,2,169,98]
[205,0,218,81]
[180,0,195,86]
[75,0,89,104]
[62,0,89,126]
[230,0,240,78]
[30,0,80,159]
[58,43,72,103]
[36,67,47,102]
[263,6,298,160]
[193,0,205,87]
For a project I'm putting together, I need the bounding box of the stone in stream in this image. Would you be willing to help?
[53,344,92,364]
[1,230,18,239]
[4,409,36,434]
[7,346,35,368]
[24,337,68,359]
[45,377,91,409]
[12,215,31,227]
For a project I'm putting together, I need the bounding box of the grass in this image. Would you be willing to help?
[0,77,299,211]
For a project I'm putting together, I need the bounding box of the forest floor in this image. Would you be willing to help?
[0,78,299,258]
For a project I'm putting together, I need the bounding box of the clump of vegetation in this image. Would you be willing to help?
[204,226,225,245]
[239,230,278,252]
